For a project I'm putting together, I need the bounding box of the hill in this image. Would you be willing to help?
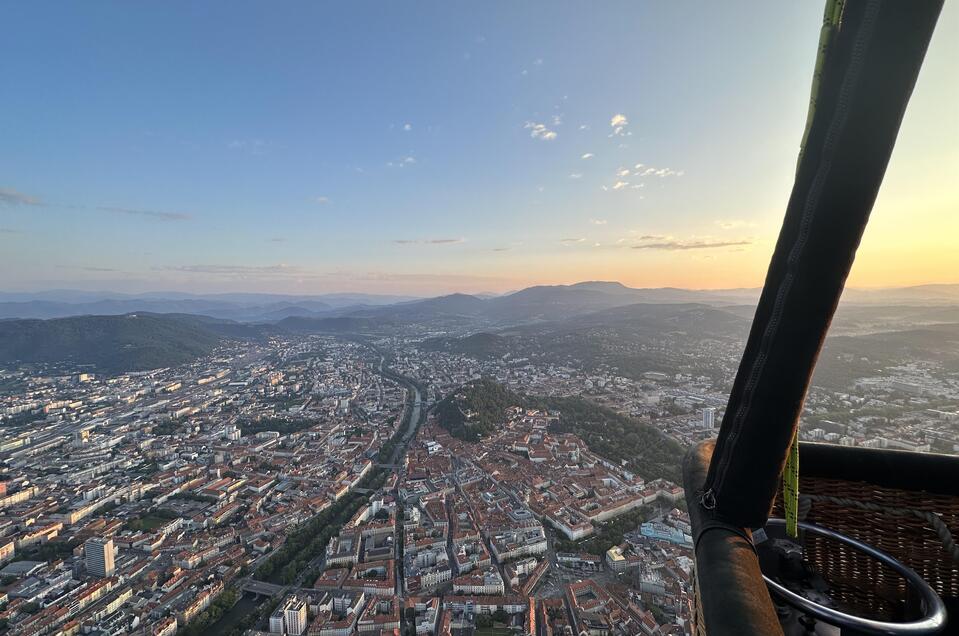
[435,378,684,481]
[434,378,523,442]
[421,332,516,359]
[0,313,260,372]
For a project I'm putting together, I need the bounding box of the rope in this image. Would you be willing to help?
[783,432,800,538]
[799,493,959,565]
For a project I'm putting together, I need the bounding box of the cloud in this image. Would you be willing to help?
[715,219,756,230]
[633,163,684,178]
[615,167,630,177]
[612,181,629,190]
[403,123,412,132]
[524,121,557,141]
[631,238,752,251]
[392,238,465,245]
[0,227,21,234]
[387,155,417,168]
[0,187,41,206]
[1,185,198,222]
[227,138,268,153]
[590,218,607,225]
[81,266,119,272]
[491,247,511,252]
[581,153,594,159]
[551,114,563,126]
[610,113,629,136]
[314,196,331,205]
[159,264,304,276]
[98,206,191,221]
[579,124,590,131]
[533,58,544,66]
[267,237,287,243]
[568,173,583,180]
[560,237,585,244]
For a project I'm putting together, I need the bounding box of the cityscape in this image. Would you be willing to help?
[1,2,956,634]
[0,285,957,636]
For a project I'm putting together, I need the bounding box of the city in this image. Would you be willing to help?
[1,307,956,635]
[1,2,956,634]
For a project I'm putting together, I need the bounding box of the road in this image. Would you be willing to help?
[237,350,424,615]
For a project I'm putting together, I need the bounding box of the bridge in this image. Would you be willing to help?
[240,578,286,597]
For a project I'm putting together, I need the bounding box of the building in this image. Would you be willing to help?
[702,407,716,430]
[270,595,308,635]
[284,596,308,635]
[85,537,115,578]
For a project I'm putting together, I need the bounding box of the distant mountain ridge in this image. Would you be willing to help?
[3,282,958,323]
[0,291,419,321]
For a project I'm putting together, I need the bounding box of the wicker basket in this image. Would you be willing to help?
[772,476,959,620]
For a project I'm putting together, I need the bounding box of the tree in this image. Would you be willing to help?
[475,614,493,628]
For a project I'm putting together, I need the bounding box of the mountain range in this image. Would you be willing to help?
[4,282,959,323]
[2,281,958,375]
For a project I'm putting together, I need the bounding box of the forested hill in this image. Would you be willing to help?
[0,313,262,373]
[539,395,684,483]
[435,378,523,442]
[436,378,684,482]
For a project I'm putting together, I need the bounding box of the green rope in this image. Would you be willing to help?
[783,431,800,538]
[797,0,846,174]
[784,0,846,540]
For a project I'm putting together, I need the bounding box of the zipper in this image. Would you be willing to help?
[700,0,879,510]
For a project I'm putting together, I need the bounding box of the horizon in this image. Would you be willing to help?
[5,278,959,303]
[2,2,957,296]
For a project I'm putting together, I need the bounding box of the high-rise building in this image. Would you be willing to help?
[283,596,308,635]
[269,608,285,635]
[85,537,115,578]
[702,407,716,430]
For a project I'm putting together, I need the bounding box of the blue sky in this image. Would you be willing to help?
[1,2,956,295]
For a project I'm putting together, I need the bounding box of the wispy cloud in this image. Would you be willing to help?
[392,238,465,245]
[0,187,41,207]
[491,247,511,252]
[560,237,585,244]
[715,218,756,230]
[81,266,119,272]
[581,153,594,159]
[604,163,683,191]
[314,196,331,205]
[159,264,304,276]
[403,123,412,132]
[0,227,21,234]
[524,121,557,141]
[631,238,752,251]
[387,155,417,168]
[98,206,191,221]
[568,173,583,180]
[590,218,607,225]
[227,138,268,154]
[633,163,684,177]
[267,237,287,243]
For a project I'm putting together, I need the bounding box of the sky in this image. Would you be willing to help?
[1,2,956,297]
